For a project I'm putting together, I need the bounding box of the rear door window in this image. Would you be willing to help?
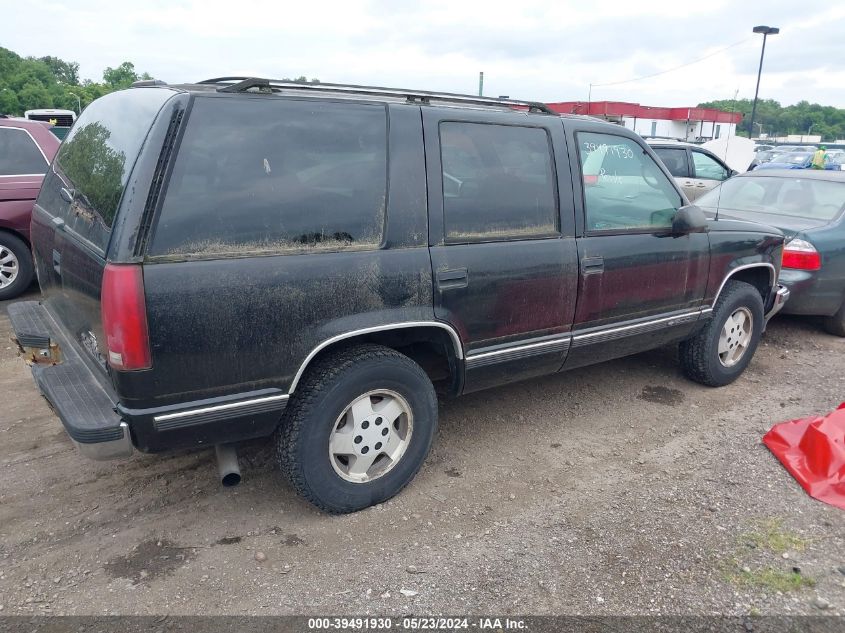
[149,97,388,257]
[0,127,48,175]
[439,122,558,242]
[48,88,174,252]
[652,147,689,178]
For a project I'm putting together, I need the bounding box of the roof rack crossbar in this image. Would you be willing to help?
[197,77,555,114]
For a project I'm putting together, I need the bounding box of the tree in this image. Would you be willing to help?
[103,62,140,89]
[37,56,79,85]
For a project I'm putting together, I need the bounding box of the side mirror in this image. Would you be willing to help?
[672,205,708,235]
[728,169,739,178]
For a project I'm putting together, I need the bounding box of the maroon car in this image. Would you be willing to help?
[0,117,60,299]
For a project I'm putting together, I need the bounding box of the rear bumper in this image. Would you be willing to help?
[765,284,790,322]
[7,301,133,460]
[778,269,843,316]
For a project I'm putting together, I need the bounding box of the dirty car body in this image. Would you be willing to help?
[8,80,787,513]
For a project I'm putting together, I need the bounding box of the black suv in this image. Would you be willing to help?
[9,78,789,513]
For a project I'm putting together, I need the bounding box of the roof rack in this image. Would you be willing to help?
[197,77,556,115]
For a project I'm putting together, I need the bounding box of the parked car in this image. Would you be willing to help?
[774,145,816,154]
[0,117,61,299]
[696,170,845,335]
[757,150,842,171]
[754,144,775,153]
[647,140,737,201]
[8,79,788,513]
[749,149,779,170]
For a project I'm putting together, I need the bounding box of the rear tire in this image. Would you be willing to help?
[679,280,764,386]
[0,233,34,301]
[276,344,438,514]
[822,301,845,337]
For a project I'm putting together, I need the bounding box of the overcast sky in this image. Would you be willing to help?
[3,0,844,108]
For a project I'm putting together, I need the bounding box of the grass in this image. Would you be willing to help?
[740,518,810,554]
[726,566,815,592]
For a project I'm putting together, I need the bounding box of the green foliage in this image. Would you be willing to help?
[0,46,152,116]
[699,97,845,141]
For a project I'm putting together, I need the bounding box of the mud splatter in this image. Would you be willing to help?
[105,539,196,584]
[638,385,685,406]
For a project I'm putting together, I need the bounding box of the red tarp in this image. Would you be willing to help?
[763,403,845,510]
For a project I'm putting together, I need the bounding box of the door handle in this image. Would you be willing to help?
[52,249,61,276]
[582,256,604,274]
[436,268,468,290]
[60,187,75,204]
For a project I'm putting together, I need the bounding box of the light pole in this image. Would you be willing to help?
[748,25,779,138]
[68,91,81,114]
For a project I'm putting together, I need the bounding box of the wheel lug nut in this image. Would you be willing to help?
[361,446,369,454]
[375,417,383,426]
[354,435,363,444]
[375,442,382,450]
[361,421,370,429]
[381,428,388,436]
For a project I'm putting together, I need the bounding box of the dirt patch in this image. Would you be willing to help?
[282,534,305,546]
[215,536,242,546]
[638,385,685,406]
[444,467,462,478]
[105,539,196,585]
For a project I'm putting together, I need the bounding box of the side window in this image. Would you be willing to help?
[52,88,173,251]
[149,98,387,256]
[440,122,558,242]
[692,151,728,181]
[578,132,682,232]
[652,148,689,178]
[0,128,47,175]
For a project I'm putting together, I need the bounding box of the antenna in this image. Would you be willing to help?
[715,89,740,221]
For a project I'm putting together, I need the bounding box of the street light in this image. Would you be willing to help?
[67,91,81,115]
[748,25,779,138]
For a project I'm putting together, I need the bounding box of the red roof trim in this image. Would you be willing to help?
[547,101,741,124]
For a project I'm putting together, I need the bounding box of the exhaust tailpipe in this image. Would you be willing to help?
[215,444,241,487]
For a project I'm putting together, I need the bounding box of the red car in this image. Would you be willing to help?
[0,117,60,299]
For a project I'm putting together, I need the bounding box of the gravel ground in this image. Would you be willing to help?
[1,289,844,616]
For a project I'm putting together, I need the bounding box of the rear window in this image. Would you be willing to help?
[0,127,47,175]
[697,176,845,221]
[148,97,388,257]
[48,88,174,251]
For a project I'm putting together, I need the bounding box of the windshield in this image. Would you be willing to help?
[776,152,813,165]
[697,176,845,221]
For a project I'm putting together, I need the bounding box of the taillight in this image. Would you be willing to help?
[101,264,151,370]
[782,238,821,271]
[584,174,599,186]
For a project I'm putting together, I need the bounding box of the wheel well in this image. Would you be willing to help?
[722,266,773,305]
[0,227,29,248]
[293,326,463,396]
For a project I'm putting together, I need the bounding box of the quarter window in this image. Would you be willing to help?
[440,122,557,242]
[150,98,388,256]
[0,128,47,176]
[578,132,682,232]
[692,151,728,181]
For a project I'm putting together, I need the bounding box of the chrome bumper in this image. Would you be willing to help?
[72,421,134,460]
[765,284,790,322]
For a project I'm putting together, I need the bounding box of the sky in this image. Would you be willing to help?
[2,0,845,108]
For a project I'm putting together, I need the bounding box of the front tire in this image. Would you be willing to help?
[0,233,34,301]
[277,344,438,513]
[680,280,764,386]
